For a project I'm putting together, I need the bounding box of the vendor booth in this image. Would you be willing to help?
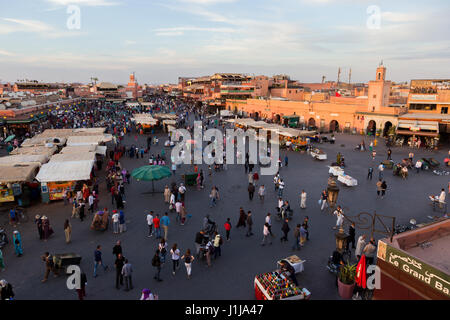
[254,270,311,300]
[311,148,327,160]
[0,163,40,205]
[35,160,95,203]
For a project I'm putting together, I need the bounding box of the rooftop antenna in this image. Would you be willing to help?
[349,68,352,85]
[322,75,326,84]
[337,67,341,86]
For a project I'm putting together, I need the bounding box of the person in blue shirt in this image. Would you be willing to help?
[160,212,170,241]
[12,231,23,257]
[93,245,108,278]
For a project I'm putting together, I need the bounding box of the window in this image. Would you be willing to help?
[441,107,448,114]
[409,103,437,111]
[373,95,377,99]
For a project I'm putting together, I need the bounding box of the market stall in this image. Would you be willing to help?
[0,163,40,204]
[276,255,306,274]
[35,160,95,203]
[328,166,344,177]
[311,148,327,160]
[254,271,311,300]
[0,154,49,166]
[66,134,112,146]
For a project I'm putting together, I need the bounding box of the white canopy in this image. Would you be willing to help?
[66,134,112,146]
[36,160,94,182]
[50,152,96,162]
[0,154,49,166]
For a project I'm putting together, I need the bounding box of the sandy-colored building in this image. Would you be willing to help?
[227,65,406,134]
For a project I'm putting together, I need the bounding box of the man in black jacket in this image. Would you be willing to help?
[152,250,162,282]
[195,230,206,256]
[115,253,125,289]
[248,183,255,200]
[0,279,14,300]
[280,218,290,242]
[347,223,356,250]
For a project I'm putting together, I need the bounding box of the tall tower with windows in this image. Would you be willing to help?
[368,63,391,112]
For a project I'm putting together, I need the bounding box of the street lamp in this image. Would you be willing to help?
[335,226,348,254]
[327,176,340,208]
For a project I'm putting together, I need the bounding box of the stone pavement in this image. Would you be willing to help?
[1,132,449,300]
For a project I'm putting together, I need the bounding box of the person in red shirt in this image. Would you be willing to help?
[153,214,161,239]
[111,185,116,205]
[224,218,231,241]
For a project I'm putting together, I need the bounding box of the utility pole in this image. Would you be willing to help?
[322,75,326,84]
[349,68,352,85]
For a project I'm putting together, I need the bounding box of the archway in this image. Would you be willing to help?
[329,120,339,132]
[383,121,393,137]
[367,120,376,135]
[254,112,259,121]
[308,118,316,127]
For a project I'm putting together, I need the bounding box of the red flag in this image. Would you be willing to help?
[335,91,341,97]
[355,254,367,289]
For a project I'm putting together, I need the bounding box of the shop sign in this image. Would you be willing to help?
[330,113,339,117]
[410,95,437,101]
[377,240,450,297]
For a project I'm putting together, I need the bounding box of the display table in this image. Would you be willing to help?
[311,148,327,160]
[254,271,311,300]
[338,174,358,187]
[277,255,305,274]
[328,166,344,177]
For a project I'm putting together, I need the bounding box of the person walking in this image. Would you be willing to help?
[160,212,170,241]
[281,218,290,242]
[387,148,392,160]
[12,231,23,257]
[265,213,275,237]
[415,160,422,173]
[278,179,285,197]
[303,216,310,240]
[300,190,307,209]
[158,239,168,265]
[88,193,94,214]
[224,218,232,241]
[170,243,181,275]
[376,179,383,197]
[77,272,87,300]
[64,219,72,244]
[381,181,387,199]
[363,238,377,265]
[333,206,344,230]
[236,208,247,228]
[299,224,307,247]
[181,249,194,279]
[112,210,120,234]
[119,210,126,233]
[112,240,122,259]
[378,163,384,180]
[41,252,59,282]
[258,185,265,201]
[93,245,108,278]
[42,216,53,242]
[35,215,43,240]
[261,223,272,246]
[154,214,161,239]
[355,235,367,261]
[146,211,154,237]
[320,190,328,211]
[122,259,133,291]
[367,167,373,180]
[284,155,288,167]
[164,185,171,203]
[346,223,356,250]
[292,224,300,251]
[248,183,255,200]
[114,253,125,289]
[152,249,162,282]
[213,232,222,259]
[246,212,253,237]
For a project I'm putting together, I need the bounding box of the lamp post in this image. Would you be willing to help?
[335,226,348,254]
[327,175,340,208]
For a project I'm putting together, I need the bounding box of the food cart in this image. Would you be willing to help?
[328,166,344,177]
[254,271,311,300]
[337,173,358,187]
[311,148,327,160]
[0,163,40,205]
[53,253,82,272]
[276,255,306,274]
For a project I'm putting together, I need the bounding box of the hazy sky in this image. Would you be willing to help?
[0,0,449,84]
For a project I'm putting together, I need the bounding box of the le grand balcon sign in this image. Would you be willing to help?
[377,240,450,298]
[410,95,437,101]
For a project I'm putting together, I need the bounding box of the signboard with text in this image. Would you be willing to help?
[377,240,450,297]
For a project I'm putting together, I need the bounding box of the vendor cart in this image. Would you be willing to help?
[338,173,358,187]
[90,211,109,231]
[328,166,344,177]
[53,253,82,272]
[382,160,394,169]
[254,271,311,300]
[276,255,305,274]
[311,148,327,161]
